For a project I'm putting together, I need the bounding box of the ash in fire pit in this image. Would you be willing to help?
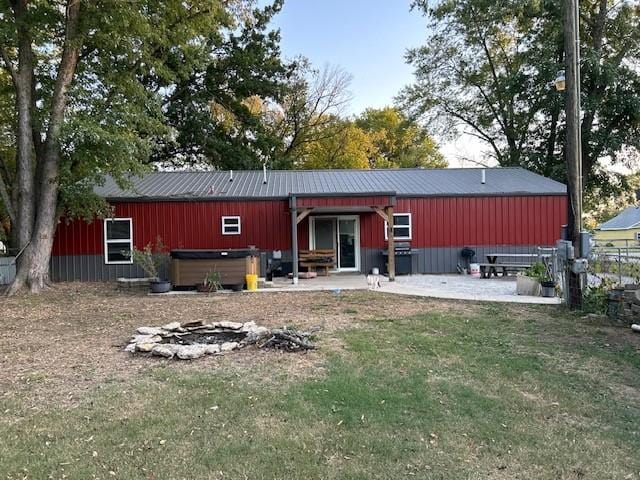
[125,320,317,360]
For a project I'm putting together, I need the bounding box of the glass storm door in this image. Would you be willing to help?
[338,219,357,269]
[313,218,336,251]
[310,216,359,271]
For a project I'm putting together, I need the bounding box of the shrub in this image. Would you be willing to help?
[582,276,617,314]
[525,261,551,283]
[128,237,168,281]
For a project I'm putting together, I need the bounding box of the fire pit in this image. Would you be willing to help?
[125,320,317,360]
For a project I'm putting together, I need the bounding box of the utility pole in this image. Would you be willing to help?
[564,0,583,308]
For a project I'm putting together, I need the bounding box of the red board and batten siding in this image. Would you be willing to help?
[52,200,292,256]
[358,195,567,249]
[51,195,567,256]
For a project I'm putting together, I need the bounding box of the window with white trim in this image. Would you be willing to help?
[384,213,412,240]
[636,231,640,243]
[222,216,241,235]
[104,218,133,264]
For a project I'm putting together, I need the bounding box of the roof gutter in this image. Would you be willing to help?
[103,191,567,203]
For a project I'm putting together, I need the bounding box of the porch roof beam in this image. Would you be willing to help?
[296,208,314,224]
[373,207,388,222]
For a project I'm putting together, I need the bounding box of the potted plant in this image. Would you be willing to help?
[197,270,222,293]
[540,278,556,298]
[128,237,171,293]
[536,264,556,298]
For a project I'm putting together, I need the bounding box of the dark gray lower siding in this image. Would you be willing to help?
[360,244,548,275]
[51,245,549,282]
[50,255,164,282]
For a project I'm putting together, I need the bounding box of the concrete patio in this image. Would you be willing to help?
[266,273,561,304]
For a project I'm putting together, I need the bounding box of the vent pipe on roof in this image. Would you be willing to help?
[229,170,233,182]
[481,169,486,184]
[263,163,267,184]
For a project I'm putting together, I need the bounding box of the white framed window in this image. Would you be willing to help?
[104,218,133,264]
[222,216,241,235]
[636,232,640,243]
[384,213,412,240]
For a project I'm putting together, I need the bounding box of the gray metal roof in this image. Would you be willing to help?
[94,167,567,200]
[598,206,640,230]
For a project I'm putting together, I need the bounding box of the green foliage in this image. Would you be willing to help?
[356,107,447,168]
[525,261,550,283]
[295,107,446,170]
[298,120,375,169]
[203,270,222,292]
[585,172,640,230]
[128,237,168,280]
[403,0,640,197]
[0,0,294,248]
[156,0,297,170]
[582,277,617,314]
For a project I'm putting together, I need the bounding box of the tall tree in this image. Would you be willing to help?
[266,64,354,167]
[0,0,281,294]
[356,107,447,168]
[401,0,640,199]
[155,1,295,170]
[297,119,374,169]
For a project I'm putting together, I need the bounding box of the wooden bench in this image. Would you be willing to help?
[479,263,531,278]
[299,249,336,276]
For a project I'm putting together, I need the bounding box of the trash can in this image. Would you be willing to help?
[469,263,481,277]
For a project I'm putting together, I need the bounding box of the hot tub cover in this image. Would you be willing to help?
[170,249,255,260]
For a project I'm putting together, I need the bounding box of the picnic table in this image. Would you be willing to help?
[479,253,546,278]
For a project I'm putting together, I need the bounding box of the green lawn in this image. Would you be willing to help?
[1,288,639,479]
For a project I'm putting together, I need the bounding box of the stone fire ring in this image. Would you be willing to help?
[125,320,270,360]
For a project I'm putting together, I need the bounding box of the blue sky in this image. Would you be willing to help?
[269,0,428,115]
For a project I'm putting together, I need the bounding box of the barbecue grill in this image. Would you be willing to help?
[381,242,418,275]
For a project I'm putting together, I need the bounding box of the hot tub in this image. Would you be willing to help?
[170,249,259,289]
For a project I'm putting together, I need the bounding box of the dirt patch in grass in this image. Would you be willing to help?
[0,283,475,409]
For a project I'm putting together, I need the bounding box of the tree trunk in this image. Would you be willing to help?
[14,0,36,251]
[6,221,57,294]
[5,0,81,296]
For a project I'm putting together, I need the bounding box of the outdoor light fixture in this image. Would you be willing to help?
[554,70,566,91]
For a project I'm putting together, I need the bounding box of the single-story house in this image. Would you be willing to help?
[50,167,567,282]
[594,206,640,247]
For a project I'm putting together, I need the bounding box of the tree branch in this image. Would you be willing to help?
[0,169,15,223]
[43,0,82,153]
[441,104,504,163]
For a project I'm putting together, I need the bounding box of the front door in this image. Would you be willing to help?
[310,216,360,272]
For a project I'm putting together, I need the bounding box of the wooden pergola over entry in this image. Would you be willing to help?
[289,193,396,285]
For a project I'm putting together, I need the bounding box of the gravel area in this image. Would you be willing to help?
[379,274,561,304]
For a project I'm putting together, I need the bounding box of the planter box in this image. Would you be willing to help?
[516,276,541,296]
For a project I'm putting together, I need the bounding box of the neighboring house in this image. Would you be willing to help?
[50,167,567,282]
[594,206,640,246]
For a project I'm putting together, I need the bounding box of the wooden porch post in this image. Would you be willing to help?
[386,205,395,281]
[290,195,299,285]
